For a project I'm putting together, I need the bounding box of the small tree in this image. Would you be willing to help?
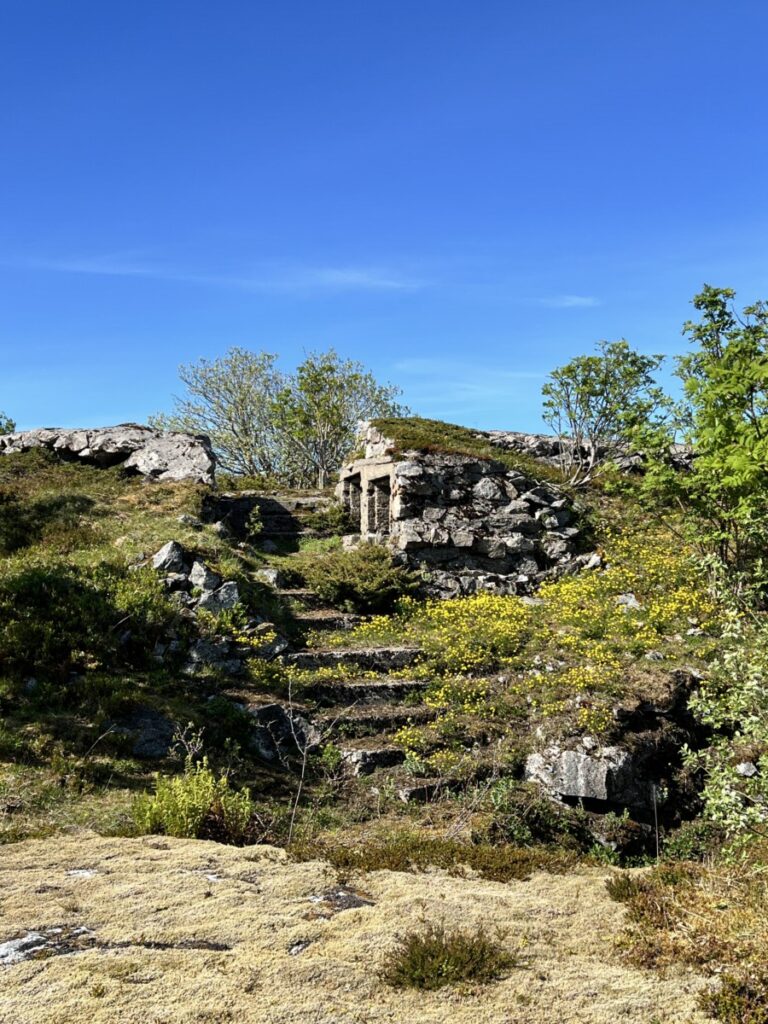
[542,340,666,486]
[150,348,285,477]
[639,286,768,577]
[272,350,407,488]
[0,411,15,435]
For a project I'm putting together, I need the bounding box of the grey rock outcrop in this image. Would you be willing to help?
[0,424,215,484]
[111,707,175,759]
[525,742,652,809]
[196,581,240,614]
[152,541,188,573]
[248,703,322,763]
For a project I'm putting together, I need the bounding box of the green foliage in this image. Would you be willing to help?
[382,923,516,991]
[0,559,175,682]
[272,349,406,487]
[153,347,405,486]
[133,757,255,844]
[297,543,419,613]
[0,411,14,434]
[638,286,768,576]
[370,416,564,483]
[699,975,768,1023]
[488,781,591,849]
[542,339,667,486]
[0,489,96,555]
[150,348,284,477]
[662,818,725,862]
[289,833,578,882]
[683,609,768,846]
[302,501,353,537]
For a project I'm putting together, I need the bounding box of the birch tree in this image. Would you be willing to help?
[542,339,666,486]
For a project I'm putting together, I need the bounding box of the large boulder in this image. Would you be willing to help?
[525,741,652,809]
[0,425,215,484]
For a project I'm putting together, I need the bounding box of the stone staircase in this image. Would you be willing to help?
[252,582,437,783]
[204,491,332,549]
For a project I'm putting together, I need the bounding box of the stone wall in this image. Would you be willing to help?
[337,426,594,597]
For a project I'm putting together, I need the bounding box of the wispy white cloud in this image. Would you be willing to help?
[537,294,602,308]
[6,254,425,293]
[392,357,548,423]
[394,356,544,379]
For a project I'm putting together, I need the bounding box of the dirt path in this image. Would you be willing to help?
[0,834,709,1024]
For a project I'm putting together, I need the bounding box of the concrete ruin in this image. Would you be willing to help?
[337,424,594,597]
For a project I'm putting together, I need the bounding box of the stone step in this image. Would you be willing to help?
[396,778,445,803]
[292,610,362,633]
[305,678,430,708]
[275,588,327,610]
[260,495,332,512]
[337,740,406,776]
[284,646,422,674]
[317,703,436,737]
[258,529,319,540]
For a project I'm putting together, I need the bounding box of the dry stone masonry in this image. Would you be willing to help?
[337,424,595,597]
[0,424,216,484]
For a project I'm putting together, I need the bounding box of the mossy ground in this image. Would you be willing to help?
[0,834,711,1024]
[369,415,566,483]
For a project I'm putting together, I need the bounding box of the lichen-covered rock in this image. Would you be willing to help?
[189,560,223,592]
[0,424,215,484]
[196,581,240,614]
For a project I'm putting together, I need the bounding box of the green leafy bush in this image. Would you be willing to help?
[488,780,592,849]
[302,502,353,537]
[297,543,418,613]
[0,489,97,555]
[663,818,725,862]
[0,559,175,682]
[133,757,255,844]
[382,923,516,990]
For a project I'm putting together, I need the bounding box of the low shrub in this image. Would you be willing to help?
[382,922,516,990]
[663,818,725,862]
[488,781,592,849]
[302,502,353,537]
[700,975,768,1023]
[289,833,577,882]
[0,559,176,683]
[133,757,255,844]
[297,544,418,613]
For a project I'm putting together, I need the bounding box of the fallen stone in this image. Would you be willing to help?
[182,638,243,676]
[248,703,322,763]
[111,708,175,759]
[189,560,223,592]
[151,541,187,573]
[196,581,240,614]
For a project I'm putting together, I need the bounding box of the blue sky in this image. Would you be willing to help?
[2,0,767,432]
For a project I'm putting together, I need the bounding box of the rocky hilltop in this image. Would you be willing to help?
[0,424,216,484]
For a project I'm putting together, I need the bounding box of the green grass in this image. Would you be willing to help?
[370,416,566,484]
